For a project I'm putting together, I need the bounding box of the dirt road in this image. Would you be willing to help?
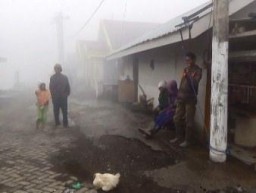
[0,90,256,193]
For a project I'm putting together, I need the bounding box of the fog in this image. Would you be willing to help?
[0,0,208,90]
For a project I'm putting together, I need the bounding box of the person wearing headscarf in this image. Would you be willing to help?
[154,81,169,117]
[145,80,178,138]
[158,80,170,110]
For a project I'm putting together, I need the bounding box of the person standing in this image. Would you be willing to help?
[171,52,202,147]
[35,83,51,129]
[50,64,70,128]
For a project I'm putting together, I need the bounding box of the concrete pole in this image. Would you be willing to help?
[210,0,229,163]
[55,12,65,65]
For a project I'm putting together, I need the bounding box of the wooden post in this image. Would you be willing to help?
[210,0,229,163]
[133,57,139,102]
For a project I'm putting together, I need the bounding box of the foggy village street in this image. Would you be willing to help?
[2,0,256,193]
[0,90,256,193]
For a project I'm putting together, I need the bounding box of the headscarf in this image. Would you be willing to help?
[167,80,178,96]
[158,80,167,89]
[167,80,178,108]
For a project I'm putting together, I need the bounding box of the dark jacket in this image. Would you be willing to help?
[49,73,70,100]
[158,88,170,110]
[177,64,202,102]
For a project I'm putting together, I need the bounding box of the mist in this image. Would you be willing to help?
[0,0,208,90]
[1,1,256,192]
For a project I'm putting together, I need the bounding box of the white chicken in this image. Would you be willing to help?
[93,173,121,192]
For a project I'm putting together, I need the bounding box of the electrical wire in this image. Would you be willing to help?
[123,0,128,21]
[120,0,128,45]
[72,0,106,37]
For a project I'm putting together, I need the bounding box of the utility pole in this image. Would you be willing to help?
[210,0,229,163]
[54,12,67,65]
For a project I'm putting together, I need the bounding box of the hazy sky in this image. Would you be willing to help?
[0,0,209,87]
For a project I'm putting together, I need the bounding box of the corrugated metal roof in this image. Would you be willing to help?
[108,1,213,58]
[101,20,160,50]
[107,0,256,60]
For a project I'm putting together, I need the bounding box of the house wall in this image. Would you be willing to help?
[230,0,256,19]
[120,33,210,129]
[104,60,119,85]
[120,56,134,80]
[137,47,179,104]
[76,41,106,97]
[76,44,87,82]
[90,58,104,97]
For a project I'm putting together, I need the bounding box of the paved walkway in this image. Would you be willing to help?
[0,93,89,193]
[1,91,256,193]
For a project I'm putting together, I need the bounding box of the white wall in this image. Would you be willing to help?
[90,58,104,97]
[120,56,134,80]
[138,48,179,105]
[104,61,119,85]
[121,34,209,129]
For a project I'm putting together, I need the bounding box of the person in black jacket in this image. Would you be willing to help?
[49,64,70,128]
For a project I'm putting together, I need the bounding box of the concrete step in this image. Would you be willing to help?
[230,144,256,168]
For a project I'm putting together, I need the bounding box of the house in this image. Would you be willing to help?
[76,20,159,97]
[106,0,256,160]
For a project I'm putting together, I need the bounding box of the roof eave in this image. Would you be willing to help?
[106,0,256,61]
[107,12,212,60]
